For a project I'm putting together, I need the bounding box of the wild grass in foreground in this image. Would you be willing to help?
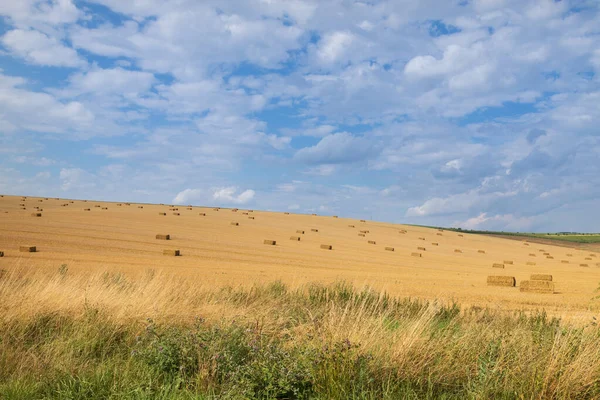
[0,267,599,399]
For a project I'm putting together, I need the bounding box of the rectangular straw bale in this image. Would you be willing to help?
[580,264,589,267]
[529,253,536,256]
[312,214,317,216]
[284,212,290,215]
[231,222,239,226]
[524,243,529,246]
[432,243,439,246]
[526,262,536,266]
[458,234,464,237]
[296,230,305,234]
[173,212,180,216]
[95,205,101,208]
[585,257,592,260]
[248,210,253,212]
[368,240,376,244]
[320,244,332,250]
[504,260,513,265]
[561,260,569,264]
[418,237,425,240]
[20,246,36,253]
[478,250,486,254]
[213,208,219,211]
[348,225,355,228]
[333,216,338,218]
[242,212,248,215]
[543,252,550,255]
[567,254,573,257]
[199,213,206,216]
[520,280,554,293]
[84,208,90,211]
[436,233,442,236]
[156,234,170,240]
[454,249,462,253]
[487,276,515,287]
[264,240,277,245]
[360,230,369,233]
[360,219,366,222]
[138,206,143,209]
[232,208,238,212]
[248,216,255,219]
[163,249,180,256]
[31,213,41,217]
[102,207,108,210]
[385,247,394,251]
[117,203,122,206]
[492,263,505,269]
[289,236,300,241]
[158,212,166,216]
[531,274,552,281]
[411,252,422,257]
[591,254,597,257]
[358,233,365,237]
[187,207,193,210]
[417,247,426,251]
[546,256,554,259]
[311,228,318,232]
[0,251,3,257]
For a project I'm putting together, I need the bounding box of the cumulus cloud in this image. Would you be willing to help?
[2,29,84,67]
[212,187,256,204]
[294,132,377,165]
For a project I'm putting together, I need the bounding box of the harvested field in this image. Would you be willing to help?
[487,276,515,287]
[520,280,554,294]
[1,194,600,319]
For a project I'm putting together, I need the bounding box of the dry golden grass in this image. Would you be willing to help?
[0,195,600,321]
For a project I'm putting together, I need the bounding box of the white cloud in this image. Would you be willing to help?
[2,29,84,67]
[212,187,255,204]
[294,132,376,165]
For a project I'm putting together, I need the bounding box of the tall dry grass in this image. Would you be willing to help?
[0,265,599,398]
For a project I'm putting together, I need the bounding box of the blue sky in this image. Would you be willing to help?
[1,0,599,232]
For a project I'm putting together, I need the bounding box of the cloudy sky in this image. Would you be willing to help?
[1,0,599,232]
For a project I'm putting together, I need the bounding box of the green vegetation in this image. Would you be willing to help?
[1,271,600,399]
[426,226,600,244]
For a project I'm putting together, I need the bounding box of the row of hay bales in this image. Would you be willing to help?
[487,274,555,293]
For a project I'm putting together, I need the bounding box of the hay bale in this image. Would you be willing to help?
[478,250,486,254]
[94,205,101,208]
[458,234,464,237]
[526,262,536,266]
[296,230,305,234]
[0,251,4,257]
[138,206,144,209]
[487,276,516,287]
[539,249,545,252]
[591,254,597,258]
[20,246,36,253]
[284,212,290,215]
[531,274,552,281]
[264,240,277,245]
[368,240,376,244]
[312,213,317,216]
[454,249,462,253]
[320,244,332,250]
[333,215,338,218]
[311,229,319,232]
[31,213,41,217]
[580,264,589,267]
[418,237,425,240]
[561,260,569,264]
[248,216,255,220]
[504,260,513,265]
[385,247,394,251]
[348,225,355,228]
[436,233,442,236]
[360,219,366,222]
[546,256,554,259]
[187,207,193,210]
[543,252,550,256]
[411,252,422,257]
[231,222,239,226]
[102,207,108,210]
[567,254,573,257]
[529,253,536,256]
[417,247,426,251]
[38,200,43,202]
[213,208,219,211]
[520,280,554,294]
[199,213,206,216]
[492,263,504,269]
[523,243,529,246]
[158,212,166,216]
[585,257,592,260]
[432,242,439,246]
[163,249,180,256]
[173,212,180,216]
[360,230,369,234]
[242,212,248,215]
[358,233,365,237]
[232,208,238,212]
[84,208,91,211]
[156,234,170,240]
[117,203,122,206]
[248,210,253,213]
[289,236,300,241]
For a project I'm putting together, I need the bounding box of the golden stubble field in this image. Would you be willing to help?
[1,195,600,320]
